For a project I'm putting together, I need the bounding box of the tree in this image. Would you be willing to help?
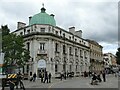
[1,25,30,72]
[116,47,120,65]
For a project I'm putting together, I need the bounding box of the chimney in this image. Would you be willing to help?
[69,27,75,34]
[17,22,26,29]
[75,30,82,38]
[29,16,32,25]
[50,14,55,18]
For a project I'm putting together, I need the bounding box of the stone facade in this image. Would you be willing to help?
[86,39,104,73]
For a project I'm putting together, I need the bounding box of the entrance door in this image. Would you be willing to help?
[37,68,46,78]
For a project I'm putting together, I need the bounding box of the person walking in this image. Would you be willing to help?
[41,72,44,83]
[33,73,37,82]
[9,80,15,90]
[48,72,52,83]
[64,72,66,80]
[43,71,48,83]
[16,72,25,89]
[102,70,106,82]
[60,71,64,81]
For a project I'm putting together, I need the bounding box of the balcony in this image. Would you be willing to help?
[37,49,47,56]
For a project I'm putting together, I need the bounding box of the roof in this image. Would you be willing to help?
[29,7,56,26]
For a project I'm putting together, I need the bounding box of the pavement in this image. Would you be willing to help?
[1,74,119,89]
[22,74,118,88]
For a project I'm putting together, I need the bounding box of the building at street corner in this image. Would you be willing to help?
[103,53,118,73]
[86,39,104,73]
[13,6,103,78]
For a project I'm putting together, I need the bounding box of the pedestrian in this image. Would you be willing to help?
[67,71,69,78]
[91,72,98,85]
[43,71,48,83]
[48,72,52,83]
[33,73,37,82]
[84,71,87,77]
[16,72,24,89]
[41,72,44,83]
[97,73,102,82]
[9,80,15,90]
[64,72,66,80]
[102,70,106,82]
[60,71,64,81]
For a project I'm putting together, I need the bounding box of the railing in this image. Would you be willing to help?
[37,49,47,55]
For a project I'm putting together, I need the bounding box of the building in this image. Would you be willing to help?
[13,7,90,77]
[103,53,117,72]
[86,39,104,72]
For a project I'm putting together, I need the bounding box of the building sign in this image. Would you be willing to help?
[38,59,46,68]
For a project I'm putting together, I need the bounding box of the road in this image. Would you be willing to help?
[22,74,118,88]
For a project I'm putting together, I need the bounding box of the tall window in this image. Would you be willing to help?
[55,31,58,35]
[69,47,72,55]
[55,43,58,52]
[63,45,66,54]
[20,32,23,35]
[40,43,45,50]
[55,64,58,72]
[80,50,82,56]
[63,33,65,38]
[76,65,78,72]
[27,30,30,34]
[41,28,45,32]
[27,42,30,51]
[75,48,77,56]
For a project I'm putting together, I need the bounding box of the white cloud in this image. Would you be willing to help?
[0,0,118,54]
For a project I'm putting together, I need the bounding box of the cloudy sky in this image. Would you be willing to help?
[0,0,119,55]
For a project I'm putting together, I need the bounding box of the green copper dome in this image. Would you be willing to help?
[29,7,56,26]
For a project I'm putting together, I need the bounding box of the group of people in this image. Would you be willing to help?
[30,71,52,83]
[90,70,106,85]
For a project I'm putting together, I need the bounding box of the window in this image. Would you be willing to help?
[75,48,77,56]
[75,39,77,42]
[55,43,58,52]
[20,32,23,35]
[63,33,65,38]
[27,42,30,51]
[27,65,29,73]
[76,65,78,72]
[63,45,66,54]
[55,64,58,72]
[69,36,71,40]
[69,47,72,55]
[40,43,45,50]
[55,31,58,35]
[27,30,30,34]
[80,50,82,56]
[41,28,45,32]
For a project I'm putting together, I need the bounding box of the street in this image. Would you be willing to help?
[22,74,118,88]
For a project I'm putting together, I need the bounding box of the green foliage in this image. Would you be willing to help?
[116,47,120,65]
[1,25,10,37]
[1,25,30,68]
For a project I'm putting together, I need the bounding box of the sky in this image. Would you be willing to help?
[0,0,119,55]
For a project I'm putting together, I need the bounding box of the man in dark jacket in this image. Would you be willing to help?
[102,70,106,82]
[48,72,52,83]
[33,73,37,82]
[9,80,15,90]
[43,71,48,83]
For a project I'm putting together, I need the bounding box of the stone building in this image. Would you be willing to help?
[13,7,91,77]
[103,53,117,72]
[86,39,104,72]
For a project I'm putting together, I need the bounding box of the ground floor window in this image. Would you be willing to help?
[55,64,58,72]
[70,65,72,72]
